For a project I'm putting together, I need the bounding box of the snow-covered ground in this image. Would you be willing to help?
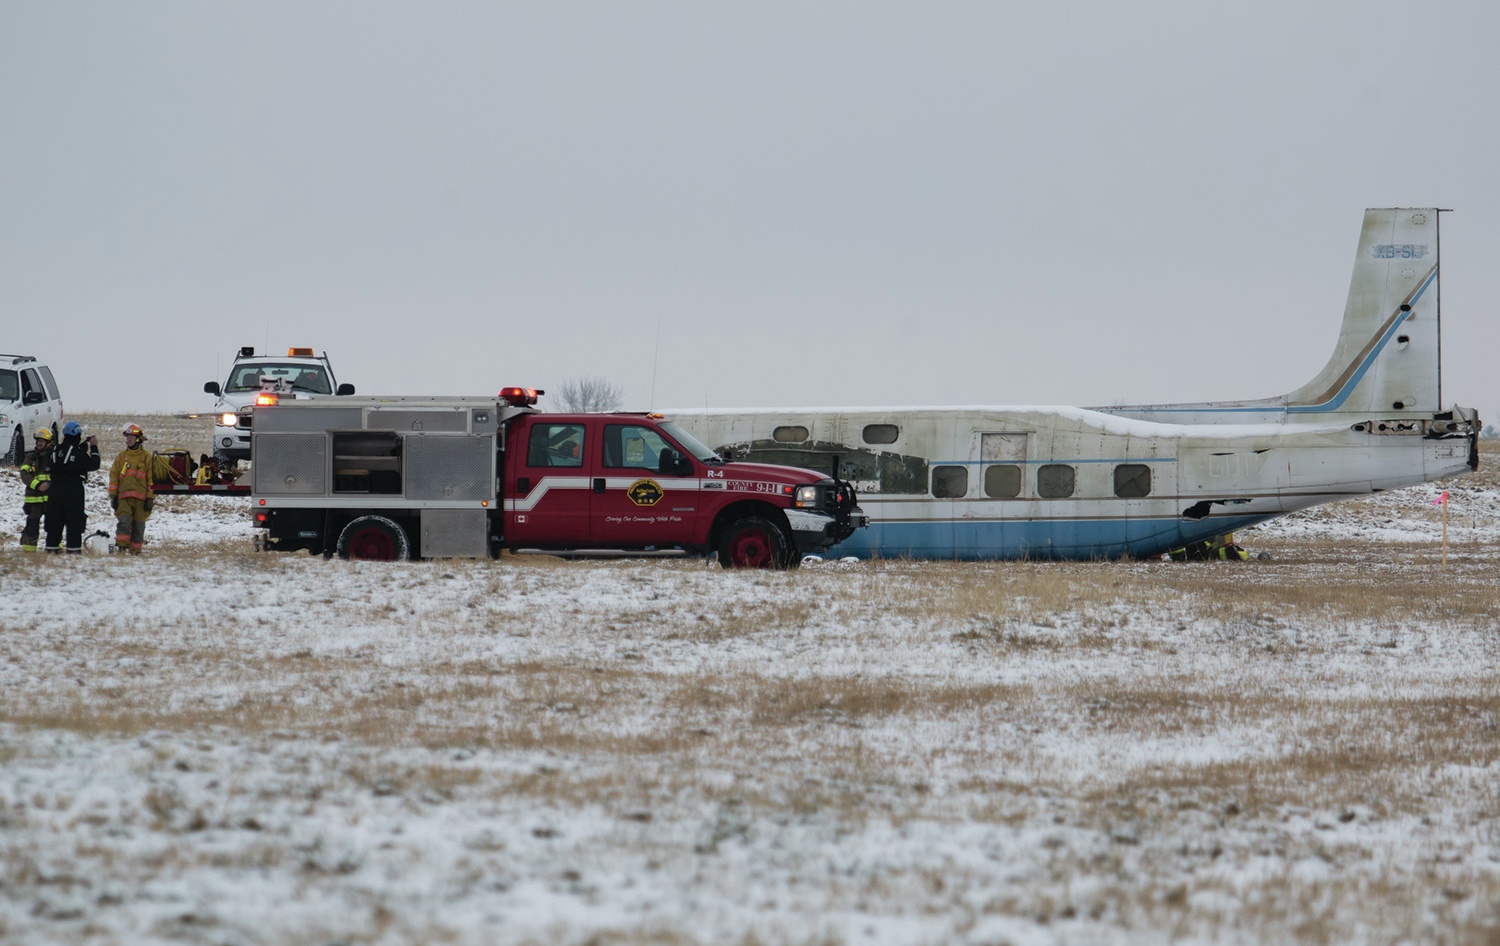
[2,433,1498,945]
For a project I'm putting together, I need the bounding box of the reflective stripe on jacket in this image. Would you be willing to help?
[20,449,53,502]
[109,447,155,501]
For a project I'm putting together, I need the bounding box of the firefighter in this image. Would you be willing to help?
[17,427,55,551]
[1167,534,1250,561]
[44,421,102,554]
[108,423,155,553]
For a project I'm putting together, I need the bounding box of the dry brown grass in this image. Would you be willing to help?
[68,411,214,457]
[4,436,1499,945]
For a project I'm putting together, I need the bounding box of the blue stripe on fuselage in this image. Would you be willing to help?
[826,515,1269,561]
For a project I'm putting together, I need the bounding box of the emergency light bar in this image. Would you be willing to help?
[255,393,279,406]
[499,387,543,406]
[288,347,314,357]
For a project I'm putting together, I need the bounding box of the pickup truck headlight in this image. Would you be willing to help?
[794,485,820,508]
[219,413,239,426]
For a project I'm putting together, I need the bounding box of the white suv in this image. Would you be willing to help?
[2,353,65,465]
[204,347,355,461]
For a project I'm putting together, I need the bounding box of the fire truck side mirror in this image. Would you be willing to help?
[659,448,691,477]
[204,382,221,396]
[337,383,356,396]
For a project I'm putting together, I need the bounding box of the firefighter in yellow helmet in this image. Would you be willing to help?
[17,427,55,551]
[108,423,155,553]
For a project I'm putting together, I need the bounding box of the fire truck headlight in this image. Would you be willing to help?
[219,413,238,426]
[794,485,820,508]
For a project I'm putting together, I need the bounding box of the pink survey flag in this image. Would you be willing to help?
[1431,491,1448,506]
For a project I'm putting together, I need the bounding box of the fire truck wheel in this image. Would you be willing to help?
[336,515,411,562]
[719,516,791,569]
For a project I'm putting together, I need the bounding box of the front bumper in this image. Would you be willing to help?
[784,504,869,553]
[213,409,253,460]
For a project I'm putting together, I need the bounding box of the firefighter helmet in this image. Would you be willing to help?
[123,423,145,441]
[63,421,82,437]
[34,428,54,442]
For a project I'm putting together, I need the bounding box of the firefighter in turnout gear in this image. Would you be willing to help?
[18,428,55,551]
[45,421,102,554]
[1167,533,1250,562]
[108,424,155,553]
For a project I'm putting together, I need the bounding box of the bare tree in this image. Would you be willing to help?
[556,376,625,412]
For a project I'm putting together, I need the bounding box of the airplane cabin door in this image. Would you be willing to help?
[973,432,1028,558]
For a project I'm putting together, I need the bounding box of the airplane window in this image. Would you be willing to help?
[1037,464,1075,499]
[1114,464,1152,498]
[983,464,1022,498]
[863,424,899,445]
[772,425,809,443]
[931,465,968,499]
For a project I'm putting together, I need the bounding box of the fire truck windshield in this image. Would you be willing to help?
[658,422,723,464]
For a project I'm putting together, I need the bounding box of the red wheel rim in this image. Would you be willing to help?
[348,526,395,560]
[727,527,775,568]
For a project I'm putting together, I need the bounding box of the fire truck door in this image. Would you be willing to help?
[505,419,592,546]
[591,422,701,547]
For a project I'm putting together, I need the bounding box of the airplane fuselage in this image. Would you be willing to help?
[669,208,1479,561]
[670,405,1474,559]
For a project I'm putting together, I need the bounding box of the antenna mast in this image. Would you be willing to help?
[649,313,661,409]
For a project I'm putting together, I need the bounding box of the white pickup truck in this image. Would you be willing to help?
[204,347,355,461]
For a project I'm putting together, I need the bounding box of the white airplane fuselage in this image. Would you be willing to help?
[668,208,1479,560]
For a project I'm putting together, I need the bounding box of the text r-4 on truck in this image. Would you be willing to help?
[250,388,867,567]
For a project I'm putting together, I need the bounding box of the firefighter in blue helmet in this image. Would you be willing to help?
[44,421,102,554]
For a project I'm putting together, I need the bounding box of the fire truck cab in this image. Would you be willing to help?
[250,388,866,568]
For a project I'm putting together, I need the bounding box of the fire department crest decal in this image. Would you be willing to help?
[627,478,664,506]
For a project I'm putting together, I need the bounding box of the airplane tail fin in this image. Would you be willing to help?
[1281,207,1442,417]
[1104,207,1447,424]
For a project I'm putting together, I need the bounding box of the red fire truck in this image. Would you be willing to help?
[249,388,866,567]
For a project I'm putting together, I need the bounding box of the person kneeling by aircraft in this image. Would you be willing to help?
[1167,534,1249,562]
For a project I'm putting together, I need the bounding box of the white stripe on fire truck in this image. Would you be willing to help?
[501,476,781,513]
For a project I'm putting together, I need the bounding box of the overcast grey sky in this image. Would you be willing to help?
[4,1,1497,423]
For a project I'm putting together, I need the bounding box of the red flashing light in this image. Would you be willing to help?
[782,485,794,495]
[498,386,542,406]
[255,393,279,406]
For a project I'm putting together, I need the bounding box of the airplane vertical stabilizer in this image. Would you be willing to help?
[1102,207,1445,424]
